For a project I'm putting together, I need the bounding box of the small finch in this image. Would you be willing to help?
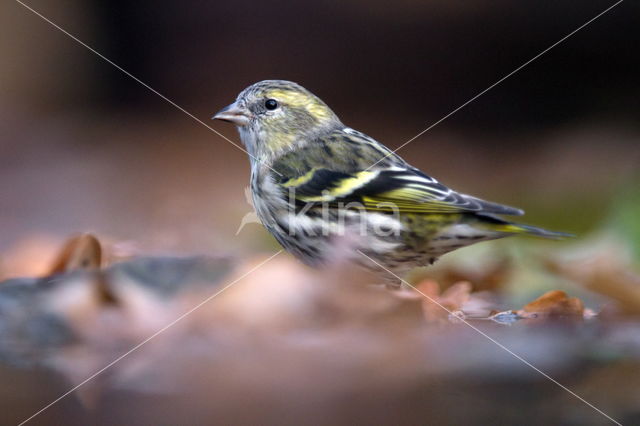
[214,80,568,278]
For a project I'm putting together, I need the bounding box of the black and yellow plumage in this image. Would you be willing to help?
[214,80,568,277]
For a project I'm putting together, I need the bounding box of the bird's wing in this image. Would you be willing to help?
[279,166,523,216]
[272,128,523,216]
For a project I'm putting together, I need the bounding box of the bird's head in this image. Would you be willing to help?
[213,80,341,162]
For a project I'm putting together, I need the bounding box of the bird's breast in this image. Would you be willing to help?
[250,170,289,225]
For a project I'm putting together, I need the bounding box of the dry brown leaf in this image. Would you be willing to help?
[415,280,472,323]
[439,281,472,311]
[519,290,584,318]
[48,233,103,275]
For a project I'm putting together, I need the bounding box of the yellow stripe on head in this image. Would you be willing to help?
[265,89,334,121]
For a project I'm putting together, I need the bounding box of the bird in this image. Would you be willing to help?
[213,80,569,279]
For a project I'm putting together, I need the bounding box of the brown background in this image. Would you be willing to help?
[1,0,638,263]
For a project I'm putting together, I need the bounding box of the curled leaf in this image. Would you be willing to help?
[48,233,103,275]
[415,280,472,323]
[519,290,584,318]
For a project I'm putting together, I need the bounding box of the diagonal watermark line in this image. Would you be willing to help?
[18,250,283,426]
[13,0,282,176]
[365,0,624,171]
[356,250,622,425]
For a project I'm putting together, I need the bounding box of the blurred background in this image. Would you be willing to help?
[1,0,638,272]
[1,2,640,425]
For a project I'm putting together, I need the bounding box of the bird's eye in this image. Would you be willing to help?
[264,99,279,110]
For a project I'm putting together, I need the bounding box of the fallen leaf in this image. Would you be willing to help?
[518,290,584,318]
[48,233,103,275]
[439,281,472,311]
[414,280,472,323]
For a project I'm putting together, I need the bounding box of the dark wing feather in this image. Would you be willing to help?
[281,166,524,216]
[273,128,523,216]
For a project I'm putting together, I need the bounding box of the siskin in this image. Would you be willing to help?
[214,80,568,278]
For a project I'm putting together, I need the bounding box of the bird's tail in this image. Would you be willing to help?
[476,214,573,239]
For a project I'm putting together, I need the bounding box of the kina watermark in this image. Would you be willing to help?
[237,186,402,238]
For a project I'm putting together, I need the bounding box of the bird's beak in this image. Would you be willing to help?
[212,102,250,126]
